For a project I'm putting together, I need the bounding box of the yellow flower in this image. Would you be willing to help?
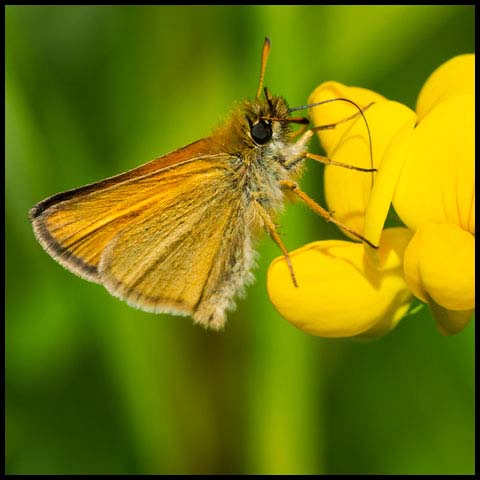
[268,54,475,338]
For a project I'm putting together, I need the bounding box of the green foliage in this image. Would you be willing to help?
[6,5,475,474]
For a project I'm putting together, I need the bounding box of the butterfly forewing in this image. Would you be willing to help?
[99,172,251,328]
[30,140,253,328]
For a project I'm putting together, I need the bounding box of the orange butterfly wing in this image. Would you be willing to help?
[30,139,254,328]
[30,138,224,282]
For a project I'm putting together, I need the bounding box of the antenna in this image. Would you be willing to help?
[256,37,271,100]
[290,98,375,186]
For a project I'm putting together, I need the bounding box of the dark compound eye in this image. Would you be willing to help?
[250,120,272,144]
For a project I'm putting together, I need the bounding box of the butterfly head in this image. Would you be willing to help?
[244,90,291,146]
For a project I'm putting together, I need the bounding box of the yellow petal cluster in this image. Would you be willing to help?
[268,228,412,338]
[268,54,475,337]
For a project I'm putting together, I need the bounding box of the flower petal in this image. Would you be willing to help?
[403,222,475,313]
[416,54,475,121]
[427,296,474,336]
[393,94,475,233]
[361,109,417,247]
[308,81,386,156]
[267,228,413,338]
[309,82,416,241]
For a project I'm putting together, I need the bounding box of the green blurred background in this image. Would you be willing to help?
[6,5,475,475]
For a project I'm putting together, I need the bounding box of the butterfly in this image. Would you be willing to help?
[30,38,375,330]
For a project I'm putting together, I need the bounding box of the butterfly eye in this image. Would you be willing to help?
[250,120,272,144]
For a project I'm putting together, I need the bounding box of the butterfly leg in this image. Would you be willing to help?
[279,180,379,249]
[305,152,377,172]
[310,101,374,132]
[254,200,298,288]
[289,101,376,171]
[289,101,374,140]
[288,122,309,140]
